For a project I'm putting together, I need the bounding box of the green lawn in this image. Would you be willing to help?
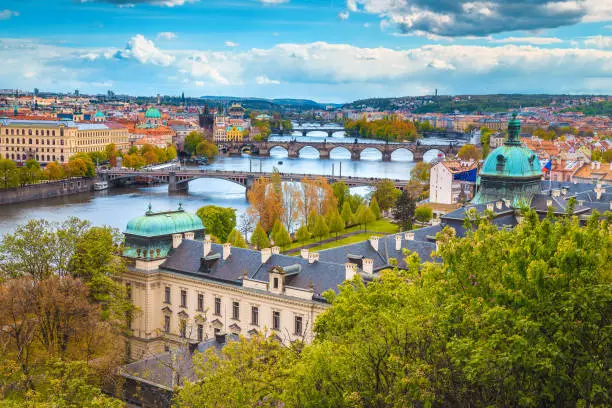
[285,218,398,251]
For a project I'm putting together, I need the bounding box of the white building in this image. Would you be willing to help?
[430,160,478,204]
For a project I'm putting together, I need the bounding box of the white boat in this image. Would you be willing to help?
[93,181,109,191]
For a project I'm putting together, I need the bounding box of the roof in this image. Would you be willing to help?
[125,207,204,238]
[145,108,162,119]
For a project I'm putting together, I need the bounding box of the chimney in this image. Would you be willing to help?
[369,236,379,251]
[595,186,603,200]
[503,199,511,207]
[271,246,280,255]
[184,231,195,240]
[308,252,319,264]
[552,189,561,198]
[495,201,503,210]
[561,187,567,196]
[203,237,212,257]
[591,162,595,169]
[205,234,211,241]
[172,233,183,249]
[395,235,402,251]
[362,258,373,274]
[431,218,441,225]
[609,201,612,211]
[546,199,553,207]
[486,203,494,212]
[300,248,309,260]
[578,200,584,206]
[222,243,231,260]
[345,262,357,280]
[596,162,600,170]
[261,248,272,264]
[215,332,227,345]
[404,232,415,241]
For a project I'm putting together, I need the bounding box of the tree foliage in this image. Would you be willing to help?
[410,161,431,183]
[415,206,433,223]
[393,190,417,231]
[457,144,482,161]
[196,205,237,243]
[372,179,400,212]
[250,223,270,249]
[227,229,247,248]
[344,117,420,142]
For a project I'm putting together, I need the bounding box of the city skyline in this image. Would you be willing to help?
[1,1,611,101]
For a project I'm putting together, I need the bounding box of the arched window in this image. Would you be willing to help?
[11,154,14,160]
[52,155,56,161]
[28,129,32,136]
[28,138,32,144]
[60,156,64,162]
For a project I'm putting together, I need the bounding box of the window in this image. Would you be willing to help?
[164,286,171,304]
[179,320,186,338]
[180,289,187,308]
[164,315,170,333]
[232,301,240,320]
[272,311,280,331]
[197,324,203,342]
[197,294,204,311]
[251,306,259,326]
[126,282,132,300]
[294,316,303,336]
[273,277,279,289]
[214,297,221,315]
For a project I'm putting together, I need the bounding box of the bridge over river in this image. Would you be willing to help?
[223,140,462,162]
[99,168,413,194]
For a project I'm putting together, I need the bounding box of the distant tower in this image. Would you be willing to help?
[157,94,161,105]
[75,89,79,97]
[435,88,438,97]
[181,92,185,105]
[34,88,39,96]
[13,105,18,117]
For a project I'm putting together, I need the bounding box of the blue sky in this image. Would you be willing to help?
[0,0,611,102]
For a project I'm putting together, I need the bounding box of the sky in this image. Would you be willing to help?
[0,0,611,102]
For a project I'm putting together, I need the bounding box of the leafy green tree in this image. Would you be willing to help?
[226,229,247,248]
[306,209,318,233]
[410,162,431,183]
[355,205,375,231]
[44,161,65,180]
[369,197,381,220]
[415,206,433,223]
[196,140,218,159]
[393,190,416,231]
[372,179,400,212]
[457,144,482,161]
[0,159,19,189]
[19,159,42,185]
[346,193,364,213]
[340,201,354,227]
[69,154,96,177]
[184,131,203,156]
[250,223,270,249]
[328,213,345,240]
[332,181,349,210]
[196,206,236,243]
[295,225,310,242]
[272,222,292,249]
[311,215,329,240]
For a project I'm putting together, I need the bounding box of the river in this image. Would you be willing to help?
[0,127,455,235]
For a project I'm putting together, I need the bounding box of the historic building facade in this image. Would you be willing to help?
[0,119,130,164]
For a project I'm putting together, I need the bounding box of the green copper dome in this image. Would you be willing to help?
[94,111,105,118]
[125,206,204,238]
[145,108,162,119]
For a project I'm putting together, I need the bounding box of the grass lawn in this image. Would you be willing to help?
[285,218,399,251]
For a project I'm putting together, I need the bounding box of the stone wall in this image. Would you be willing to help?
[0,178,94,205]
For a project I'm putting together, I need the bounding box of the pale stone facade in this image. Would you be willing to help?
[0,119,130,164]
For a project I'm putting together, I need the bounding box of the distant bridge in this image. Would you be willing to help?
[223,140,462,162]
[272,127,350,137]
[99,168,414,194]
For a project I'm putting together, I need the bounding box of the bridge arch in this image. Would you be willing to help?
[390,148,414,162]
[297,146,320,159]
[329,146,351,159]
[423,148,446,163]
[269,145,289,157]
[359,147,383,161]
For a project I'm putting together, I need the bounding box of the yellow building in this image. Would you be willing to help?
[225,125,244,142]
[0,119,130,164]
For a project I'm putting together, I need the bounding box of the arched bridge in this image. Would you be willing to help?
[99,169,413,194]
[227,140,462,162]
[272,127,350,137]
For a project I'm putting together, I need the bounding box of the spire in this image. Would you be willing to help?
[505,111,521,146]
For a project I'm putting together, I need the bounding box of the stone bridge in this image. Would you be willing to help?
[272,127,350,137]
[226,140,462,162]
[99,169,412,194]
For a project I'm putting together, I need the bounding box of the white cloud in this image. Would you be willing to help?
[0,9,19,20]
[258,0,289,4]
[116,34,175,66]
[491,36,564,45]
[80,0,198,7]
[338,11,350,21]
[225,41,239,47]
[583,35,612,49]
[157,32,177,41]
[255,75,281,85]
[363,22,370,28]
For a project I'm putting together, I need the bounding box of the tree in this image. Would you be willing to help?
[20,159,42,185]
[393,190,416,231]
[332,181,350,210]
[246,177,283,233]
[340,201,355,227]
[295,225,310,243]
[457,144,482,161]
[44,161,65,180]
[369,197,381,220]
[311,215,329,240]
[196,140,218,159]
[65,158,88,177]
[328,213,345,240]
[250,223,270,249]
[184,131,203,156]
[227,229,247,248]
[69,154,96,177]
[415,206,433,223]
[272,222,292,249]
[355,205,375,231]
[196,206,237,243]
[104,143,118,167]
[410,162,431,183]
[372,179,400,212]
[0,159,19,188]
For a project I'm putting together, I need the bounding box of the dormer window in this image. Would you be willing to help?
[273,277,279,289]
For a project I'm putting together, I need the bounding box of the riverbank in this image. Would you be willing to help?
[0,178,94,205]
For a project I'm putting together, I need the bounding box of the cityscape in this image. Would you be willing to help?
[0,1,610,408]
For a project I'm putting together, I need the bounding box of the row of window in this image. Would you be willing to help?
[5,153,64,162]
[3,137,64,146]
[4,147,62,153]
[3,128,64,137]
[163,286,303,335]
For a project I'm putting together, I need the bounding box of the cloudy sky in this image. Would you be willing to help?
[1,0,611,102]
